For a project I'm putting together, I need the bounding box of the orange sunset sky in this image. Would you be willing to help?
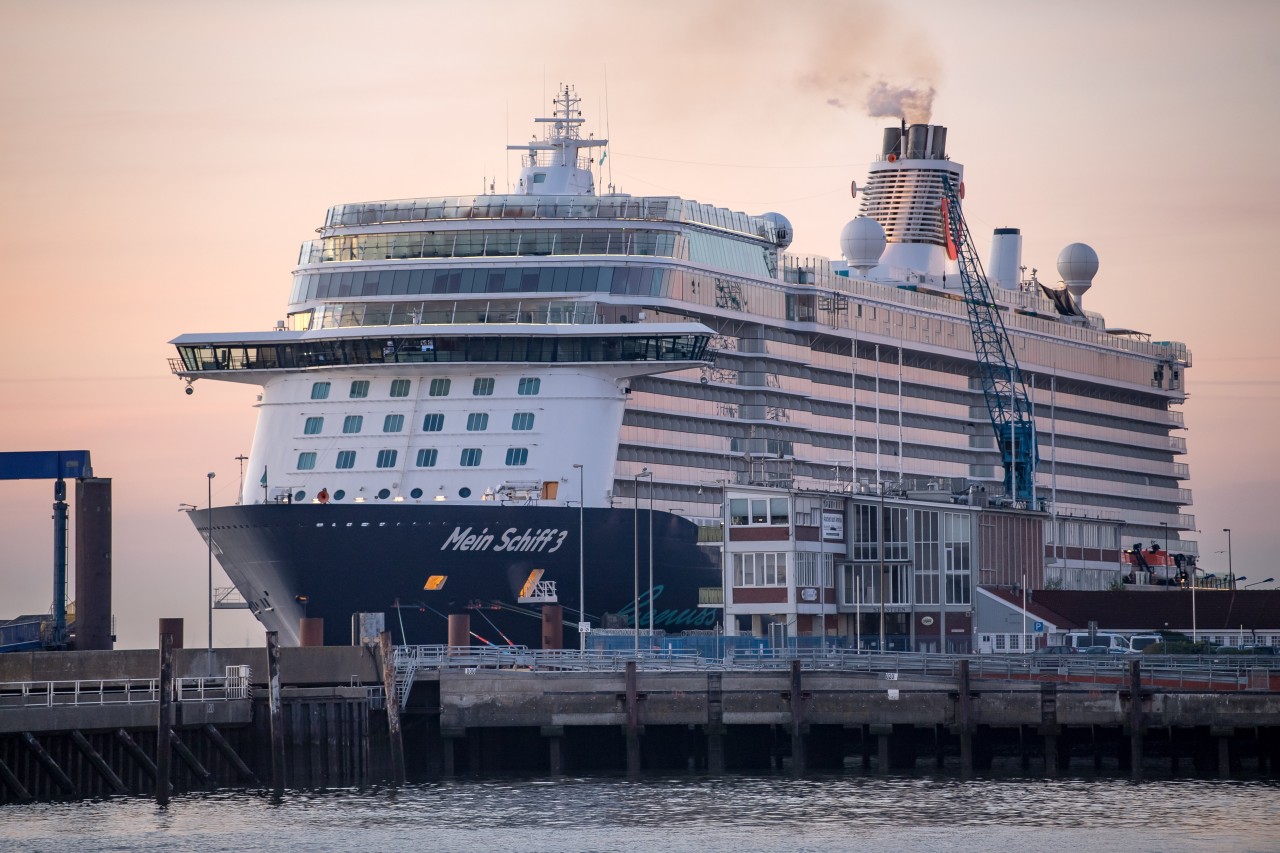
[1,0,1277,648]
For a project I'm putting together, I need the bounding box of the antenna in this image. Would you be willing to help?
[603,66,613,192]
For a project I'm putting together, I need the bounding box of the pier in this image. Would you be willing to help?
[2,639,1278,804]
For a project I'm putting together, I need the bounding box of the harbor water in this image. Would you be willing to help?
[4,775,1278,852]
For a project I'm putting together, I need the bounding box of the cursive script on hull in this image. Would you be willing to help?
[440,526,569,553]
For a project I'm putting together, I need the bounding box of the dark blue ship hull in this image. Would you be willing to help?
[197,504,720,647]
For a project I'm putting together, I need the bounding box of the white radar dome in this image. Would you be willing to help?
[761,212,794,249]
[840,216,886,274]
[1057,242,1099,286]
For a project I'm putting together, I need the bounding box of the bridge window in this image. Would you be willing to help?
[310,381,330,400]
[473,377,495,396]
[376,449,398,468]
[512,412,535,431]
[429,378,451,396]
[336,450,356,469]
[297,452,316,470]
[343,415,363,434]
[349,380,369,398]
[303,417,323,435]
[422,413,444,432]
[505,448,529,466]
[466,413,489,431]
[460,448,483,467]
[383,414,405,433]
[390,379,412,397]
[415,448,438,468]
[517,377,541,395]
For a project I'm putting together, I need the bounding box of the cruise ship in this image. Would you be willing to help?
[170,87,1191,648]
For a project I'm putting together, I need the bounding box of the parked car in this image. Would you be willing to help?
[1033,645,1076,656]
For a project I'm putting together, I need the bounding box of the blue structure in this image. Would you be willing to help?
[939,178,1039,506]
[0,451,94,649]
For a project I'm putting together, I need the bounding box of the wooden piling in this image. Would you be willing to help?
[1129,659,1144,781]
[156,628,173,805]
[625,660,641,776]
[266,630,285,792]
[789,660,806,775]
[377,630,406,784]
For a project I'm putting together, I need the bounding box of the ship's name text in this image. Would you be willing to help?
[440,526,568,553]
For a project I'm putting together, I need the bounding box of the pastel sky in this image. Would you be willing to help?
[1,0,1276,649]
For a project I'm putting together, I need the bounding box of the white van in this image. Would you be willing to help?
[1062,631,1129,653]
[1128,633,1163,653]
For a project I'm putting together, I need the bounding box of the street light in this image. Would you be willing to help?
[1223,528,1234,589]
[573,463,585,652]
[206,472,215,676]
[1243,578,1274,589]
[632,469,652,655]
[878,483,886,652]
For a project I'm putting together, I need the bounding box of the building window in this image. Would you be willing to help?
[944,511,972,605]
[303,417,323,435]
[390,379,412,398]
[512,412,535,431]
[422,413,444,432]
[336,450,356,469]
[343,415,363,434]
[460,448,483,467]
[794,552,833,587]
[466,412,489,431]
[517,377,541,395]
[349,380,369,399]
[310,381,330,400]
[733,552,787,587]
[728,497,788,526]
[376,449,398,468]
[383,414,405,433]
[415,448,438,468]
[505,447,528,466]
[473,377,495,396]
[429,378,451,396]
[296,452,316,470]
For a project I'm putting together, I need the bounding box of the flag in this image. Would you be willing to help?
[260,466,268,487]
[600,149,607,163]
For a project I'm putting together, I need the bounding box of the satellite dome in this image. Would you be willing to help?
[1057,242,1099,286]
[840,216,886,274]
[761,212,794,249]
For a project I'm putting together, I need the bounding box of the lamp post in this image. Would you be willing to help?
[573,463,585,652]
[1160,521,1168,575]
[206,471,215,676]
[648,477,654,643]
[632,469,652,655]
[1223,528,1234,589]
[1243,578,1274,589]
[878,483,886,652]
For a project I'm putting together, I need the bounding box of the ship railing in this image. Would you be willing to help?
[0,667,252,709]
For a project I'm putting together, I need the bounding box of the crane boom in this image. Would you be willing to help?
[939,176,1038,505]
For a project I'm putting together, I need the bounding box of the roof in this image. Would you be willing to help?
[1010,589,1280,632]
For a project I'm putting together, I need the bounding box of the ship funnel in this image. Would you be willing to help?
[988,228,1023,290]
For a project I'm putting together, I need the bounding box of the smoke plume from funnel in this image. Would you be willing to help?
[865,80,936,124]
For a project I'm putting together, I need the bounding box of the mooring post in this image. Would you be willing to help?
[156,627,173,805]
[266,630,286,792]
[1129,658,1143,781]
[542,726,565,776]
[377,631,407,784]
[625,660,641,776]
[789,660,806,775]
[957,659,973,778]
[705,672,725,774]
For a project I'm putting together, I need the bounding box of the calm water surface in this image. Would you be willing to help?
[4,776,1278,852]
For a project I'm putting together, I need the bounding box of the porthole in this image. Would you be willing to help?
[294,490,306,502]
[458,487,472,498]
[333,489,346,501]
[410,488,423,499]
[377,488,391,500]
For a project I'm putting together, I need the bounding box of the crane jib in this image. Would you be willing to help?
[939,175,1039,507]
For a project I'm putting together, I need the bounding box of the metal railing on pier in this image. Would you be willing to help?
[0,666,252,710]
[389,645,1277,707]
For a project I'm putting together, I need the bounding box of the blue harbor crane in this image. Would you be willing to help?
[939,176,1039,506]
[0,451,96,650]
